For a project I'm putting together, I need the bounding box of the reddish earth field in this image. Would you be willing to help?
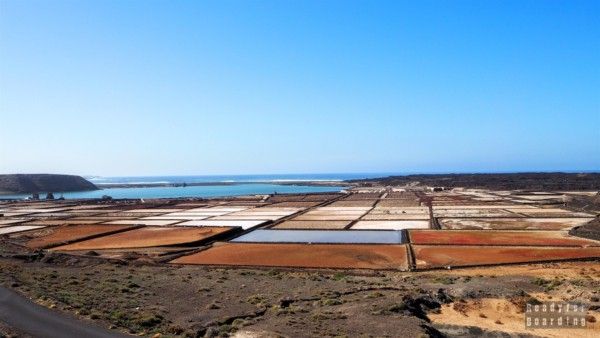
[52,226,238,250]
[172,242,410,270]
[413,245,600,269]
[23,224,139,249]
[409,230,600,247]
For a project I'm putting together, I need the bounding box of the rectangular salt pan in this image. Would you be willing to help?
[104,219,184,226]
[164,212,232,217]
[231,230,406,244]
[1,212,34,217]
[362,214,430,220]
[178,220,267,230]
[127,209,186,213]
[211,215,285,221]
[0,219,27,226]
[204,207,250,212]
[227,211,297,216]
[351,221,430,230]
[0,225,46,235]
[318,207,371,211]
[11,208,71,213]
[142,216,209,220]
[293,215,364,221]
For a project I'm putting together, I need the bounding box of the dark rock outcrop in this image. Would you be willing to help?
[570,217,600,241]
[0,174,98,194]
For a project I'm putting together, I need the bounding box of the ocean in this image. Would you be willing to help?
[0,173,391,200]
[86,173,387,185]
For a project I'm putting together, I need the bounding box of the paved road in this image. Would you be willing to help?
[0,286,130,338]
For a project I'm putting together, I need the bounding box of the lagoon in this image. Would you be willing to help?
[0,183,347,200]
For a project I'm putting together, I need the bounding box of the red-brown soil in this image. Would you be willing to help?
[172,243,409,270]
[413,245,600,269]
[24,224,139,249]
[52,226,238,250]
[409,230,600,247]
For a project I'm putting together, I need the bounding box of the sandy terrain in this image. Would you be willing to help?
[430,297,598,337]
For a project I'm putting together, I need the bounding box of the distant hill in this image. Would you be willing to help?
[0,174,98,194]
[348,172,600,191]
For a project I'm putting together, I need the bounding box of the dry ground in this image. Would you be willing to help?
[0,241,598,338]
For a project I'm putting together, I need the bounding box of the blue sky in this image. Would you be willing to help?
[0,0,598,176]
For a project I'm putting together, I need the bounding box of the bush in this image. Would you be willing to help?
[137,314,163,328]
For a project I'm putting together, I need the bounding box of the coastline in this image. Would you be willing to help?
[0,182,349,200]
[95,180,350,189]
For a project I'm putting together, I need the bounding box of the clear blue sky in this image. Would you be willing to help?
[1,0,598,176]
